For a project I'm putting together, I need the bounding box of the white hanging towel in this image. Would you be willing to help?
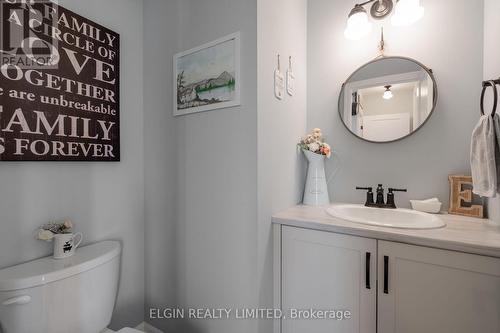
[494,114,500,187]
[471,114,497,197]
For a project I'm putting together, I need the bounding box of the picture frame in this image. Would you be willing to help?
[173,32,241,116]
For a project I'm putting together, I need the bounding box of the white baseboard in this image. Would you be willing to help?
[136,322,164,333]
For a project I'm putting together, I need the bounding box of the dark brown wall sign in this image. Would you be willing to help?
[0,0,120,161]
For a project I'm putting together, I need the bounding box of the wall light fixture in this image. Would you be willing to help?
[344,0,424,40]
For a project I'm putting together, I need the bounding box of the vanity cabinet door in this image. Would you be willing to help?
[281,226,377,333]
[378,241,500,333]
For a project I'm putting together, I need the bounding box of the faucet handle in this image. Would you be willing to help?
[388,188,407,193]
[386,188,407,209]
[356,186,373,191]
[356,187,374,206]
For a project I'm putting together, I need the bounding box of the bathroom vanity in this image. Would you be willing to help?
[272,205,500,333]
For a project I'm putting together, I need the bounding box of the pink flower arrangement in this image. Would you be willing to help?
[298,128,332,158]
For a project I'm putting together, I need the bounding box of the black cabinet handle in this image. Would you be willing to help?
[384,255,389,294]
[365,252,371,289]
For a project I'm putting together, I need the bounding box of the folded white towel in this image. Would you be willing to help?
[420,198,440,203]
[471,115,497,197]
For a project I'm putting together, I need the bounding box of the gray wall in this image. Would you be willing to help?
[308,0,484,208]
[0,0,145,329]
[143,1,259,332]
[143,1,310,333]
[483,0,500,81]
[143,1,179,332]
[483,0,500,224]
[257,0,308,332]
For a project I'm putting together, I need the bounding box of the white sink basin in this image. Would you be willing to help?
[326,204,446,229]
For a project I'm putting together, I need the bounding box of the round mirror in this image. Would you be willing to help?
[339,56,437,143]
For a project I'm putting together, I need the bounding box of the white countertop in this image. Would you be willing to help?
[272,204,500,258]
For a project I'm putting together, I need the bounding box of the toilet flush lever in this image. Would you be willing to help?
[2,295,31,306]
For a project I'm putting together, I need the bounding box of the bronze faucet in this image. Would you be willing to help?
[357,184,407,209]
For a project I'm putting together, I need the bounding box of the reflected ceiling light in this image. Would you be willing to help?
[383,85,393,100]
[391,0,425,26]
[344,5,372,40]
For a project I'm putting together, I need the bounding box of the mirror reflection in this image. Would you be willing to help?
[339,57,437,143]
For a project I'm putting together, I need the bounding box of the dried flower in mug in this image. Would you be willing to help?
[36,219,76,242]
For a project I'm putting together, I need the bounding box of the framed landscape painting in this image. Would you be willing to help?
[173,32,241,116]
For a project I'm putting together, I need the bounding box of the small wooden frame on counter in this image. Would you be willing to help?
[448,175,484,218]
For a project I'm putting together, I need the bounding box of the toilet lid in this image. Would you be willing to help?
[117,328,144,333]
[0,241,121,291]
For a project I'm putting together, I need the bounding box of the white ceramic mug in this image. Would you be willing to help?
[53,233,83,259]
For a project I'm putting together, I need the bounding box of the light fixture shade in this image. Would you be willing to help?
[391,0,424,26]
[383,90,394,100]
[344,6,372,40]
[383,86,394,100]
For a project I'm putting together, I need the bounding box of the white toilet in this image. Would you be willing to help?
[0,241,143,333]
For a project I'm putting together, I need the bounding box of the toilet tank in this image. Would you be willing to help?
[0,241,121,333]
